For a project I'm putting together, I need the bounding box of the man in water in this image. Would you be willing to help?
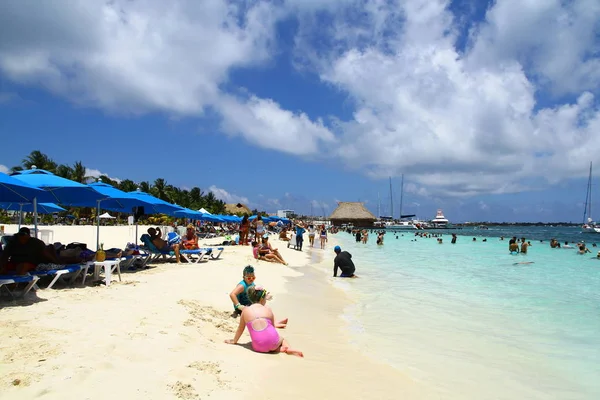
[333,245,357,278]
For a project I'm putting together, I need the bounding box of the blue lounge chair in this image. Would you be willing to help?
[140,234,176,263]
[30,264,83,289]
[0,274,40,299]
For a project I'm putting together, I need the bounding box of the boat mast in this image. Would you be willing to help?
[377,192,381,219]
[583,161,592,223]
[399,174,404,219]
[389,177,394,219]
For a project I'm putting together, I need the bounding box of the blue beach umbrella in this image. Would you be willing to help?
[199,213,225,223]
[11,169,107,237]
[0,202,66,229]
[11,169,106,206]
[88,182,159,249]
[0,202,65,213]
[0,172,54,203]
[174,209,203,219]
[126,191,184,215]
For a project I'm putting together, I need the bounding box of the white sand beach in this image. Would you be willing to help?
[0,225,428,400]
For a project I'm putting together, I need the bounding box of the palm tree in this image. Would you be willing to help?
[119,179,138,193]
[152,178,168,201]
[55,164,74,179]
[139,181,151,193]
[22,150,57,172]
[71,161,87,183]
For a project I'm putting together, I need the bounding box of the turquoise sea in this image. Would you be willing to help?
[324,227,600,400]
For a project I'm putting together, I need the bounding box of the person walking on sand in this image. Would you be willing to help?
[333,245,357,278]
[225,286,303,357]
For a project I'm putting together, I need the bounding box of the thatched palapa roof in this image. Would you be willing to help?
[225,203,252,215]
[329,202,377,223]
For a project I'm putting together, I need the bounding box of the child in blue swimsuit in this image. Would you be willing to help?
[229,265,256,315]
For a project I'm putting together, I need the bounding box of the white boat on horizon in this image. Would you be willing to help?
[430,209,449,228]
[581,162,599,234]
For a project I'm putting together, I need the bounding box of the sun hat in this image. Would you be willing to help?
[187,224,194,229]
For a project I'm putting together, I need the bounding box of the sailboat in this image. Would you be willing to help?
[582,162,600,233]
[386,175,423,230]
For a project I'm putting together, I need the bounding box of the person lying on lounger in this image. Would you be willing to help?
[0,227,60,275]
[147,227,181,263]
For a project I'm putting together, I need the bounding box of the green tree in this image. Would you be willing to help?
[152,178,168,201]
[22,150,57,172]
[139,181,151,193]
[55,164,73,179]
[71,161,87,183]
[119,179,138,193]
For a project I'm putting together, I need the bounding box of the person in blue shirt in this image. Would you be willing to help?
[295,222,306,251]
[229,265,256,315]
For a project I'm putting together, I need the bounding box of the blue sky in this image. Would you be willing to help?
[1,0,599,222]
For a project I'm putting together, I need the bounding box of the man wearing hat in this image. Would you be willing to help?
[333,245,357,278]
[0,227,48,275]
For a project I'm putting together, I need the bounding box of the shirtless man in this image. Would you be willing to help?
[520,237,529,254]
[148,227,180,263]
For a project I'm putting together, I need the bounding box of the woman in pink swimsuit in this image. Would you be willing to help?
[225,287,303,357]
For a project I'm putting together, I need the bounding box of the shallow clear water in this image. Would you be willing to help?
[325,229,600,400]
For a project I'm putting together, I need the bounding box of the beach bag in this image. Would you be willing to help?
[167,232,181,245]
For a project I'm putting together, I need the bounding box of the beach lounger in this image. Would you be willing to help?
[179,248,209,263]
[181,246,224,262]
[0,274,40,299]
[30,264,84,289]
[140,234,176,263]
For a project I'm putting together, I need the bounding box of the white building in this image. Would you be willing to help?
[277,209,295,218]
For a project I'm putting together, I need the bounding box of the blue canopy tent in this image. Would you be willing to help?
[0,202,66,229]
[11,169,107,237]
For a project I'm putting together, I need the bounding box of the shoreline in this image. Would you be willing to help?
[0,227,427,400]
[256,235,428,399]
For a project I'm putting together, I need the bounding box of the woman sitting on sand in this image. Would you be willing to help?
[225,286,303,357]
[261,235,288,265]
[252,241,287,265]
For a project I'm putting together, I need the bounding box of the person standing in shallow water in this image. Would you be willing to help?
[520,238,529,254]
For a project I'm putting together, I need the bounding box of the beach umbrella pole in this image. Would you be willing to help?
[33,197,38,238]
[18,204,23,229]
[96,200,101,250]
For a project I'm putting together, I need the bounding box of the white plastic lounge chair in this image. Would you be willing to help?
[180,248,209,263]
[207,247,224,260]
[0,275,40,299]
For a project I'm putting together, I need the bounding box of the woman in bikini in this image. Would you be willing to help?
[225,286,303,357]
[307,224,316,247]
[252,241,287,264]
[239,215,250,245]
[261,235,288,265]
[319,225,328,249]
[254,215,265,242]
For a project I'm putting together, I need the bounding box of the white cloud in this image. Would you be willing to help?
[294,0,600,196]
[85,168,121,183]
[0,0,333,155]
[208,185,249,205]
[0,164,9,174]
[2,0,600,198]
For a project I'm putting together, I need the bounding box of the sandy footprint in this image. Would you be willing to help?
[177,300,238,333]
[187,361,229,388]
[168,381,199,400]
